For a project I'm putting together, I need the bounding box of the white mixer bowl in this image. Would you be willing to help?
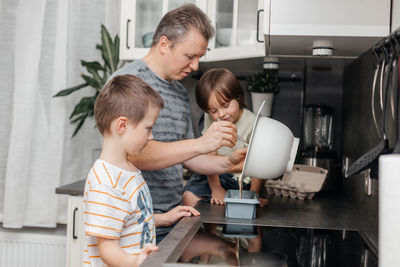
[242,104,299,179]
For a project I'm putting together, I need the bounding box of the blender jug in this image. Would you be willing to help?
[303,104,333,152]
[300,104,338,191]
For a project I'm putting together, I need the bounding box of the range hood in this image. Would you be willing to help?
[262,0,391,59]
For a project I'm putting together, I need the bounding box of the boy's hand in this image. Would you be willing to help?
[154,206,200,227]
[210,186,226,205]
[258,198,268,207]
[198,121,237,153]
[137,243,158,266]
[228,147,247,173]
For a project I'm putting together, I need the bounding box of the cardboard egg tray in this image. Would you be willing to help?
[265,165,328,200]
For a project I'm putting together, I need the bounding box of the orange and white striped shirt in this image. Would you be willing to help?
[82,159,156,266]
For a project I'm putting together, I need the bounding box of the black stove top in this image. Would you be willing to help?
[172,223,377,267]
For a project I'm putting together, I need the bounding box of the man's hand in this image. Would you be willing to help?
[197,121,237,154]
[228,147,247,173]
[210,185,226,205]
[154,206,200,227]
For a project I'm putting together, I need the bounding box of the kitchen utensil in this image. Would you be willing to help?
[392,51,400,153]
[346,53,394,177]
[241,101,300,179]
[236,133,248,147]
[224,190,259,219]
[371,59,383,136]
[216,118,248,147]
[300,104,337,190]
[302,104,333,152]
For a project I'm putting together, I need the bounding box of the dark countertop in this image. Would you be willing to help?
[144,193,378,266]
[55,179,85,196]
[55,180,377,265]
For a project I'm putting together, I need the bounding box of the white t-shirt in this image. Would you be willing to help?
[82,159,156,266]
[202,108,257,184]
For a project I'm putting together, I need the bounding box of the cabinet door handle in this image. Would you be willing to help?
[72,207,78,239]
[126,19,131,49]
[256,9,264,43]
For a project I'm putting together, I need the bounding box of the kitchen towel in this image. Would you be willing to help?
[379,154,400,266]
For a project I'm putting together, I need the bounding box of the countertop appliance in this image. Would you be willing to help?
[299,104,339,191]
[173,223,377,266]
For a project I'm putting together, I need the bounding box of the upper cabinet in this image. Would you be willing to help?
[119,0,207,60]
[119,0,265,61]
[263,0,391,58]
[205,0,265,61]
[120,0,391,61]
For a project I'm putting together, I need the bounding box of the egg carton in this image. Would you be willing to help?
[265,164,328,200]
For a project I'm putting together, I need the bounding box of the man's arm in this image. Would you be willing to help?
[183,147,247,175]
[129,121,237,170]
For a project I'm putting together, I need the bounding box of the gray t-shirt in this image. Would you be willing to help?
[110,60,194,233]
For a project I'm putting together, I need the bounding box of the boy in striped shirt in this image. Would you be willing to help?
[83,74,199,266]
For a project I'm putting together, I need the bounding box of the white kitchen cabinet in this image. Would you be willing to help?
[119,0,207,60]
[119,0,265,61]
[263,0,391,57]
[66,196,85,267]
[205,0,265,61]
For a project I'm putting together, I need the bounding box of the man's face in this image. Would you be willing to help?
[164,28,208,81]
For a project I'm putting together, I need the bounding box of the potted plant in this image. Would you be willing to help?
[54,25,123,137]
[247,68,280,117]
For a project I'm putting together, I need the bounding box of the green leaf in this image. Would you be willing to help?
[53,83,89,97]
[56,25,121,137]
[69,96,96,120]
[81,74,103,91]
[71,114,88,137]
[81,60,106,88]
[112,35,120,72]
[100,24,116,74]
[81,60,104,71]
[247,71,280,94]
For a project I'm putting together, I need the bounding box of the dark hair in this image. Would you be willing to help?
[152,4,215,46]
[94,75,164,135]
[195,68,246,112]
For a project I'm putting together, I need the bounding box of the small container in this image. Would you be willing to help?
[224,190,260,219]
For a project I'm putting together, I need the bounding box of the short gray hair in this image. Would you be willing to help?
[152,4,215,46]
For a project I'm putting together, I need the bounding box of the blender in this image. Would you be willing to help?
[299,104,338,191]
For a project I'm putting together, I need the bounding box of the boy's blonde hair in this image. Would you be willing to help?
[95,74,164,135]
[195,68,246,112]
[152,4,215,47]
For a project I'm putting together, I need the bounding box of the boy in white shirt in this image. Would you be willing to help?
[83,74,199,266]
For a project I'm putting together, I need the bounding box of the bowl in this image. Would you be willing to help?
[237,29,257,46]
[216,28,232,46]
[142,32,154,48]
[241,101,300,179]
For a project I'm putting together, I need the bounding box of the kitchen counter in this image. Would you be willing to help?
[143,192,378,266]
[55,179,85,196]
[55,181,377,265]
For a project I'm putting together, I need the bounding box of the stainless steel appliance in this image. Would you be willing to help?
[299,104,338,191]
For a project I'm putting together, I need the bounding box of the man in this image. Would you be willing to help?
[110,4,246,242]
